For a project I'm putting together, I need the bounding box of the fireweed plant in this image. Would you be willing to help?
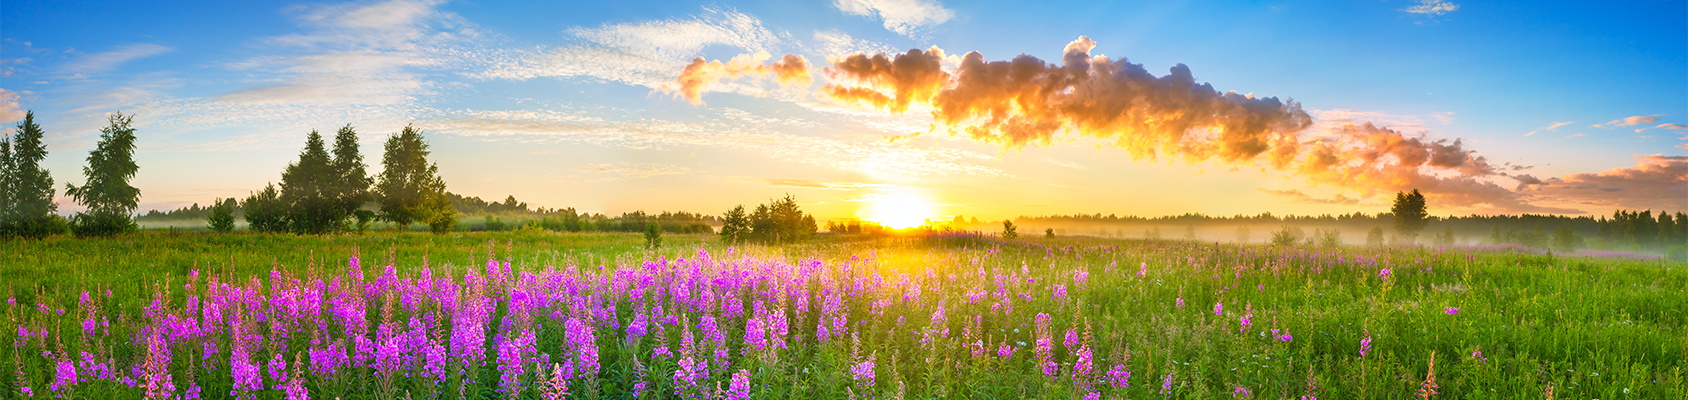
[3,232,1687,399]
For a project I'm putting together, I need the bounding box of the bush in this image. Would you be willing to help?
[1270,226,1304,246]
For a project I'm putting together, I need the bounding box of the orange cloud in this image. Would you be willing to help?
[671,52,812,105]
[1524,155,1688,211]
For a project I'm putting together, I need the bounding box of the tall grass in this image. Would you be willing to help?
[3,231,1684,399]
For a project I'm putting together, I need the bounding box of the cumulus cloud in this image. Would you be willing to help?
[833,0,954,37]
[64,43,172,75]
[671,52,811,105]
[476,6,782,93]
[0,88,24,122]
[1523,155,1688,211]
[1403,0,1460,17]
[813,36,1596,213]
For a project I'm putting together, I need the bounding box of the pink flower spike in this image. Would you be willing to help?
[1444,307,1459,315]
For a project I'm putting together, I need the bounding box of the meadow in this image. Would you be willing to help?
[3,230,1685,399]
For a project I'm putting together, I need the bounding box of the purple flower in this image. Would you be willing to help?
[1378,268,1392,278]
[1214,301,1223,316]
[725,369,751,400]
[1360,336,1372,357]
[851,359,875,388]
[1175,297,1185,308]
[1444,307,1459,315]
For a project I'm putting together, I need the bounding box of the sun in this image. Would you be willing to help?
[861,191,936,229]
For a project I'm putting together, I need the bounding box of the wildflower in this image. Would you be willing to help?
[1214,301,1223,316]
[1084,392,1100,400]
[1444,307,1459,315]
[1415,352,1439,399]
[1239,313,1253,333]
[1160,374,1173,394]
[997,341,1013,358]
[1175,297,1184,308]
[1360,335,1372,357]
[1469,346,1487,363]
[1378,268,1392,278]
[1106,364,1130,389]
[725,369,751,400]
[1233,385,1251,398]
[1034,313,1056,379]
[1138,262,1147,277]
[852,358,876,388]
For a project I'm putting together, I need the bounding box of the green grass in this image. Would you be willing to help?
[3,231,1685,399]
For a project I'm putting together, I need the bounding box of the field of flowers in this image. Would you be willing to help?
[5,231,1686,399]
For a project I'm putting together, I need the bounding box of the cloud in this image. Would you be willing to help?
[816,36,1589,213]
[833,0,954,37]
[559,162,691,182]
[812,30,898,57]
[671,52,811,105]
[1655,123,1687,130]
[63,43,172,75]
[217,0,477,105]
[0,88,24,122]
[1524,121,1574,137]
[1403,0,1460,17]
[1258,189,1361,206]
[1044,159,1086,170]
[475,6,782,93]
[1592,115,1659,129]
[1523,155,1688,211]
[421,107,1009,180]
[762,178,896,190]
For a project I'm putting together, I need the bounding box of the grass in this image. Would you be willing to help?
[3,230,1685,399]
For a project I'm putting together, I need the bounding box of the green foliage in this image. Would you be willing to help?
[745,194,816,243]
[280,130,338,234]
[644,222,662,249]
[720,205,749,243]
[375,125,452,232]
[1552,226,1582,253]
[1044,227,1055,238]
[0,111,64,239]
[65,112,141,237]
[207,197,236,233]
[1270,225,1304,246]
[1001,219,1017,239]
[483,215,508,231]
[1366,225,1386,246]
[1391,188,1428,241]
[242,184,288,233]
[329,125,372,224]
[1315,228,1342,247]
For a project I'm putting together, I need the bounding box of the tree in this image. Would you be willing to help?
[1366,225,1386,247]
[1433,226,1456,247]
[1183,225,1197,241]
[645,222,662,249]
[1316,229,1342,247]
[1270,226,1304,246]
[280,130,337,234]
[1045,227,1055,238]
[1391,189,1428,243]
[207,197,236,233]
[1,111,66,239]
[1235,225,1251,243]
[330,124,372,230]
[1001,220,1017,239]
[375,125,452,232]
[65,112,141,237]
[746,195,815,243]
[1552,226,1582,253]
[719,205,749,243]
[243,184,288,233]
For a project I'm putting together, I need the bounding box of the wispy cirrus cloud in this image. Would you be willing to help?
[1591,115,1658,129]
[63,43,172,76]
[833,0,954,37]
[553,162,693,182]
[1524,121,1574,137]
[1258,189,1362,206]
[474,6,784,95]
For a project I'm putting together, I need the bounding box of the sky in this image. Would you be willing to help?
[1,0,1683,226]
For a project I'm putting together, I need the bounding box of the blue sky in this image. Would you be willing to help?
[1,0,1683,221]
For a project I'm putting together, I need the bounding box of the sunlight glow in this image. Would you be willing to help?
[861,191,935,229]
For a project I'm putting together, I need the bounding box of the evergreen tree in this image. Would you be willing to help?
[720,205,749,243]
[243,184,288,233]
[65,112,141,237]
[330,124,371,228]
[2,112,67,238]
[280,130,337,234]
[375,125,451,232]
[1001,220,1017,239]
[645,222,662,249]
[1390,189,1428,243]
[207,197,236,233]
[0,136,13,235]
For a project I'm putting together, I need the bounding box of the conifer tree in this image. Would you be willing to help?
[2,112,66,238]
[330,124,371,229]
[375,125,452,232]
[720,205,749,243]
[66,112,141,237]
[0,136,13,235]
[280,130,337,234]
